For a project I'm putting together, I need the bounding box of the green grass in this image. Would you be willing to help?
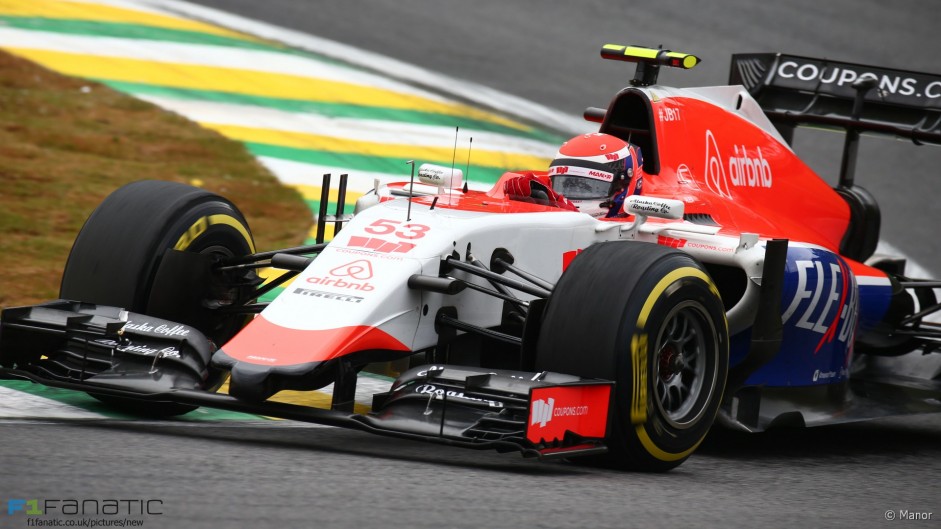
[0,50,311,307]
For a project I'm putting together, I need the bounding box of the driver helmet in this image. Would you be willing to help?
[548,133,643,217]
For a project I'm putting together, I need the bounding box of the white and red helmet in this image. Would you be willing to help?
[548,133,643,217]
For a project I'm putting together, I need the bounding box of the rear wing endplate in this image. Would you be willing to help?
[729,53,941,145]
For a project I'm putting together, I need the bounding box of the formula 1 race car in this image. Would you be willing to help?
[3,44,941,472]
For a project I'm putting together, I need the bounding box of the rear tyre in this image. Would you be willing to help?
[60,180,257,415]
[536,241,728,471]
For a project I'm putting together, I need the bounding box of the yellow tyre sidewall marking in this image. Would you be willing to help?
[630,266,719,462]
[174,213,255,253]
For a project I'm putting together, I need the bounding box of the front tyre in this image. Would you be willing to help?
[536,242,728,471]
[61,180,256,343]
[60,180,257,415]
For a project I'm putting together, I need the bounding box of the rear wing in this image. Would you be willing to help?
[729,53,941,146]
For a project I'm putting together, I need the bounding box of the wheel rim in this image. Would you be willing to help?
[653,301,718,429]
[187,243,253,345]
[200,244,240,309]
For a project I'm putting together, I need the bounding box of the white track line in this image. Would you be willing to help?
[138,0,593,135]
[0,28,455,102]
[137,96,559,156]
[0,385,107,419]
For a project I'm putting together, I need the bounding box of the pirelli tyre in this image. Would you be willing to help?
[535,241,728,472]
[60,180,257,415]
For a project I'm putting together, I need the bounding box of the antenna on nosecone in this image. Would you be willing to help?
[463,137,473,193]
[449,126,459,205]
[405,160,415,222]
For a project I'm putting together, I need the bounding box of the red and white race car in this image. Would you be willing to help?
[3,44,940,471]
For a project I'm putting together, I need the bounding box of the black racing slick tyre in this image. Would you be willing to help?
[60,180,257,415]
[536,241,728,472]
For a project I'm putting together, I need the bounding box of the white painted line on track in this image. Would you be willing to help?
[137,96,560,156]
[0,385,107,419]
[0,27,458,102]
[139,0,592,135]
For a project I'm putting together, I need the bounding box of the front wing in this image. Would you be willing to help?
[0,301,612,460]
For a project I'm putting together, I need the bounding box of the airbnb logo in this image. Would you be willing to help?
[329,260,373,280]
[704,130,732,198]
[704,130,773,199]
[306,260,376,292]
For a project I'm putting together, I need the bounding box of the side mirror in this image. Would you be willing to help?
[354,193,381,214]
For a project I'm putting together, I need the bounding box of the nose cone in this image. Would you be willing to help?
[213,315,410,401]
[218,314,410,367]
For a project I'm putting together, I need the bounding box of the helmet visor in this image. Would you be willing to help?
[549,156,629,200]
[551,175,613,199]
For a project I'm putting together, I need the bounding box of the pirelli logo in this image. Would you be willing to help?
[292,287,364,303]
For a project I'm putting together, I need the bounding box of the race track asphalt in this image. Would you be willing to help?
[3,415,939,528]
[3,2,940,528]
